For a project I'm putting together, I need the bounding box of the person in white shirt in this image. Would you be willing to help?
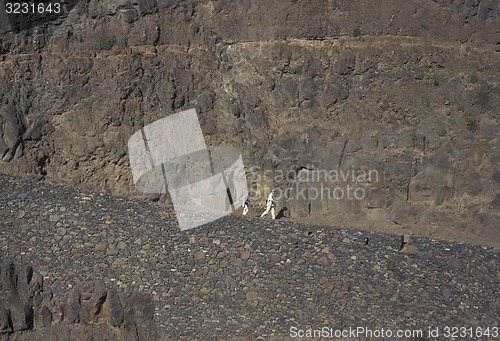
[260,189,278,219]
[242,192,249,216]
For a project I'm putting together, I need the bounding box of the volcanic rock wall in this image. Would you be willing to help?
[0,0,499,244]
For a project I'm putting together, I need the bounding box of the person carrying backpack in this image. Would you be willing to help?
[260,189,278,219]
[242,192,249,216]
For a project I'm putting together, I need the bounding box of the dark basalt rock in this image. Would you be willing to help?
[0,262,164,340]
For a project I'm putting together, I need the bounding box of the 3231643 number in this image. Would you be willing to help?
[443,326,499,338]
[4,2,61,14]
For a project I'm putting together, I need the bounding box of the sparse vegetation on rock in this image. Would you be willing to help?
[98,35,117,51]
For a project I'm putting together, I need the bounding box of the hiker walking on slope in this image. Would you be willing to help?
[260,189,278,219]
[242,192,249,216]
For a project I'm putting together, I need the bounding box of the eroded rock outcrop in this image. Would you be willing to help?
[0,262,165,341]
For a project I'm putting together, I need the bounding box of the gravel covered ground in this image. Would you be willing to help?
[1,173,499,340]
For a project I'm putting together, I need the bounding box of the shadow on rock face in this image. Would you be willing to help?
[275,206,289,219]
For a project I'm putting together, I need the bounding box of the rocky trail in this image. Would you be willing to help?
[1,173,499,340]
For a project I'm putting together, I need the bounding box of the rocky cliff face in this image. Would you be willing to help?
[0,0,499,245]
